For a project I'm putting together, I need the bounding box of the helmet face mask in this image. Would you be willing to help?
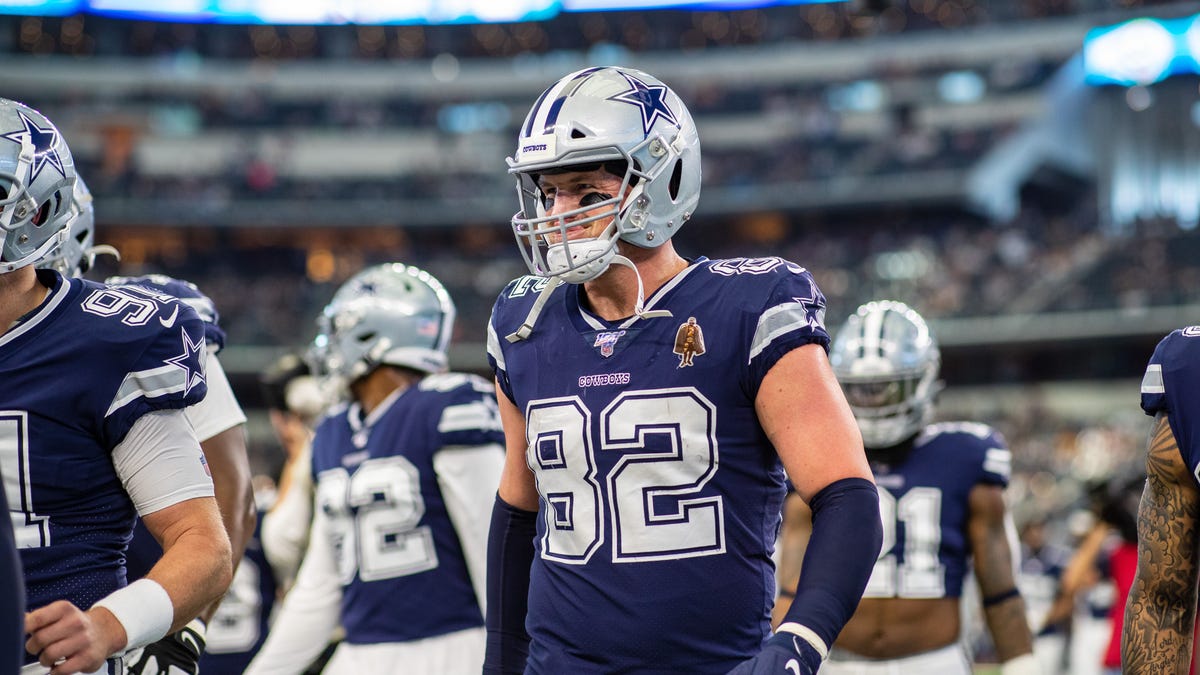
[830,301,942,449]
[313,263,455,394]
[508,67,701,283]
[0,99,77,273]
[512,162,633,284]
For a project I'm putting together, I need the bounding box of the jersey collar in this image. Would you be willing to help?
[0,269,70,349]
[571,257,705,331]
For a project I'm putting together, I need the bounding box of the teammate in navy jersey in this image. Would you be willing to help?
[244,263,505,675]
[485,66,882,675]
[1122,326,1200,673]
[0,99,231,675]
[1,477,25,675]
[111,275,252,675]
[200,503,277,675]
[775,301,1037,674]
[38,179,256,675]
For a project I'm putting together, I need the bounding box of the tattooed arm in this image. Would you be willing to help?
[968,483,1035,662]
[1122,412,1200,675]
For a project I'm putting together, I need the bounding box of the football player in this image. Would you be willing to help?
[484,66,882,675]
[244,263,505,674]
[1122,326,1200,673]
[198,486,278,675]
[0,99,231,674]
[774,301,1038,674]
[38,179,256,675]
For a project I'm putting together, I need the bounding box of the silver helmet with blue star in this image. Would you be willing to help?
[0,99,77,273]
[314,263,456,385]
[829,300,942,449]
[508,66,702,284]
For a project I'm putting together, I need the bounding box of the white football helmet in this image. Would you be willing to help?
[829,300,942,449]
[314,263,455,385]
[508,66,701,283]
[0,99,77,273]
[38,176,119,277]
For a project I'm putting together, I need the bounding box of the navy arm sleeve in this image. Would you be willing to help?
[782,477,883,649]
[484,495,538,675]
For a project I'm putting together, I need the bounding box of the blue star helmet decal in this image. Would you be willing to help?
[608,71,680,136]
[0,108,66,184]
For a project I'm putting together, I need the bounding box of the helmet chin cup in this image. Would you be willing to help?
[858,415,921,449]
[546,238,616,284]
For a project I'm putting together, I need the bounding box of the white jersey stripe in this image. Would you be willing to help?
[439,401,502,434]
[1141,363,1165,394]
[749,302,815,362]
[983,448,1012,480]
[486,321,506,372]
[106,364,189,417]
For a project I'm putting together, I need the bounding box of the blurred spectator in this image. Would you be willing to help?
[1017,516,1072,675]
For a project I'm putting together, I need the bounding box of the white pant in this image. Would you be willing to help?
[323,626,485,675]
[819,643,972,675]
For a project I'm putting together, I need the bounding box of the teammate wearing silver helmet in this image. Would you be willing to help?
[245,263,505,675]
[485,66,882,675]
[775,300,1039,675]
[0,98,231,675]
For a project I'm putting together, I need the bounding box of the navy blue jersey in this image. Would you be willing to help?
[107,274,225,352]
[310,373,503,645]
[119,274,228,582]
[486,256,830,674]
[0,478,23,675]
[1142,327,1200,484]
[864,422,1011,600]
[1,270,208,613]
[202,510,276,674]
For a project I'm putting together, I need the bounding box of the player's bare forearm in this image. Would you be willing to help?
[969,484,1034,660]
[199,424,256,621]
[142,497,234,633]
[982,597,1033,661]
[1123,413,1200,675]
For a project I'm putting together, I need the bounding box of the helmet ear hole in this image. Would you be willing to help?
[570,127,588,139]
[668,159,683,201]
[32,199,50,226]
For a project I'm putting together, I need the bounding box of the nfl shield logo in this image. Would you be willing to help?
[593,330,626,358]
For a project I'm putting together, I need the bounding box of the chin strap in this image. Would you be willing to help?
[506,276,563,343]
[505,255,673,343]
[610,254,673,323]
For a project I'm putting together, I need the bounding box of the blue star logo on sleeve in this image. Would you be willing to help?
[165,326,207,397]
[608,71,680,136]
[0,109,66,183]
[793,278,826,331]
